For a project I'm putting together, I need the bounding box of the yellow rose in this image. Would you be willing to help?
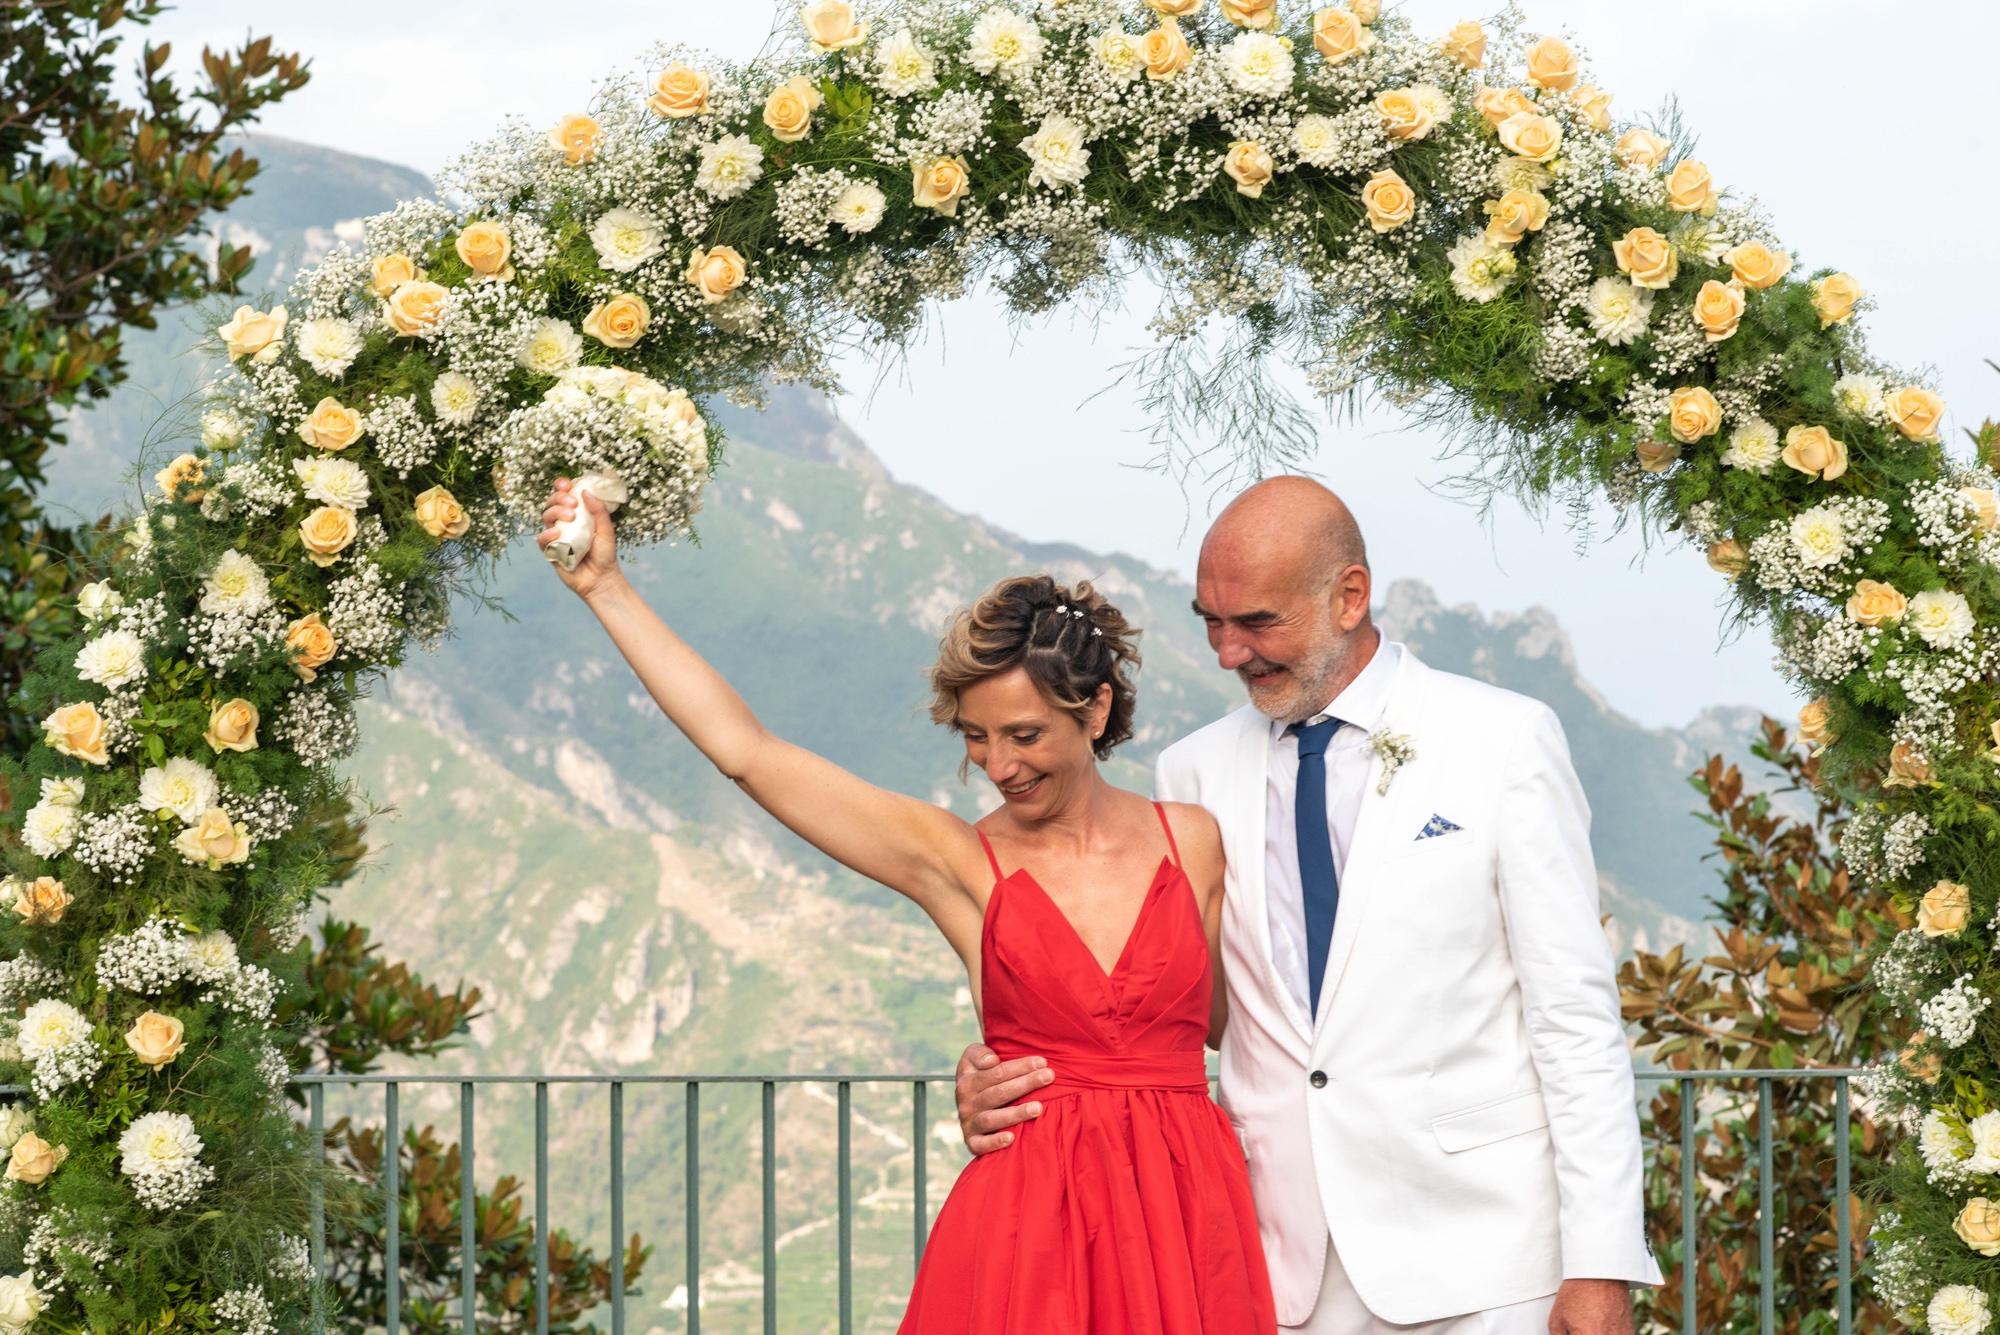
[203,697,259,754]
[648,64,710,119]
[370,254,420,297]
[1615,128,1670,168]
[1665,160,1718,215]
[1634,439,1680,473]
[1360,170,1414,234]
[297,397,365,452]
[1901,1035,1942,1083]
[10,878,70,926]
[1706,539,1748,575]
[547,113,602,166]
[1612,227,1678,290]
[581,293,652,349]
[1218,0,1278,28]
[1475,85,1536,129]
[5,1133,65,1186]
[1920,881,1973,938]
[1846,579,1907,628]
[414,486,472,540]
[1483,188,1549,246]
[1223,141,1274,199]
[286,613,337,683]
[124,1012,186,1071]
[1723,242,1790,290]
[1962,488,2000,533]
[1781,425,1848,482]
[1813,272,1863,328]
[1442,21,1487,69]
[43,702,109,766]
[455,221,513,283]
[1145,0,1202,15]
[299,505,358,568]
[684,246,747,306]
[1496,112,1561,164]
[1141,20,1192,80]
[384,280,448,337]
[1349,0,1382,20]
[175,807,251,868]
[912,155,972,216]
[1957,1199,2000,1257]
[1797,699,1834,748]
[1885,740,1934,789]
[1522,36,1578,92]
[800,0,867,52]
[1570,84,1612,133]
[1667,387,1721,444]
[1887,387,1947,443]
[1375,89,1432,142]
[1312,8,1372,65]
[1692,280,1745,342]
[762,76,822,144]
[155,452,209,503]
[217,304,288,363]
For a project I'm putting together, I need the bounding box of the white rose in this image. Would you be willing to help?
[295,318,365,379]
[1582,276,1653,347]
[18,999,87,1060]
[1932,1287,1994,1335]
[876,29,939,95]
[1721,419,1782,474]
[588,209,665,274]
[199,550,270,616]
[74,629,146,689]
[138,757,220,824]
[198,410,246,451]
[293,456,372,510]
[76,581,122,624]
[0,1273,42,1335]
[1222,31,1295,97]
[1967,1111,2000,1175]
[118,1110,204,1177]
[968,8,1045,78]
[1788,507,1848,569]
[0,1107,33,1154]
[830,182,887,234]
[1021,115,1091,190]
[1909,589,1976,649]
[22,802,79,859]
[517,319,584,376]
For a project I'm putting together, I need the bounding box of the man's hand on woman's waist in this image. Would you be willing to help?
[955,1043,1054,1154]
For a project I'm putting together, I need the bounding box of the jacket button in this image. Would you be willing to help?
[1309,1070,1328,1089]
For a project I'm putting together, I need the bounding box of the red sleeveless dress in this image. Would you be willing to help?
[900,805,1277,1335]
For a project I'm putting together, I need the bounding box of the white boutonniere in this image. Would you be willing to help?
[1368,729,1416,795]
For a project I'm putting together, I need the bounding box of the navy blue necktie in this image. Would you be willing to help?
[1290,717,1343,1019]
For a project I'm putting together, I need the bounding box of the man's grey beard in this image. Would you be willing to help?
[1239,621,1365,724]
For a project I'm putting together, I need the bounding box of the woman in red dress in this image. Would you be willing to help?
[542,481,1276,1335]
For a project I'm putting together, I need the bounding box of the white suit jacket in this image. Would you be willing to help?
[1154,645,1660,1326]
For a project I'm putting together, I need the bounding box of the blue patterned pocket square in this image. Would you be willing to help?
[1415,814,1464,841]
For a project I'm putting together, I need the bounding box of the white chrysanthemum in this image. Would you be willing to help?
[1409,84,1453,123]
[76,581,121,624]
[1020,115,1090,190]
[1932,1287,1994,1335]
[40,778,84,808]
[1291,115,1341,169]
[1494,157,1554,192]
[517,318,584,376]
[432,371,480,427]
[1095,28,1142,82]
[1582,276,1653,347]
[1788,507,1849,569]
[199,550,270,615]
[830,182,887,234]
[1922,1112,1969,1173]
[875,29,938,96]
[74,629,146,689]
[293,456,371,510]
[968,8,1044,77]
[1447,235,1517,303]
[1909,589,1975,649]
[1833,373,1885,418]
[119,1111,203,1177]
[1222,32,1295,97]
[0,1105,33,1152]
[1967,1111,2000,1175]
[187,930,239,976]
[22,802,79,859]
[587,208,664,273]
[1721,418,1781,473]
[138,757,219,825]
[18,1000,87,1060]
[294,318,364,379]
[198,410,247,452]
[694,136,764,201]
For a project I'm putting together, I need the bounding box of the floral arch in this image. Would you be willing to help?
[0,0,1986,1328]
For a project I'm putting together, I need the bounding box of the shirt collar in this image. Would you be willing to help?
[1270,632,1400,741]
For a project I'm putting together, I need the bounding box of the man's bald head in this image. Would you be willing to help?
[1203,476,1368,596]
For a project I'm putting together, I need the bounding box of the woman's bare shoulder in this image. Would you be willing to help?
[1158,800,1224,884]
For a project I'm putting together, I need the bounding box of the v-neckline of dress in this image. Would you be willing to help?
[999,856,1177,983]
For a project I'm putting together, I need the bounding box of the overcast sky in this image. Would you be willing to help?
[134,0,1996,727]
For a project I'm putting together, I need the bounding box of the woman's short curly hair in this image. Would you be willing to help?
[928,574,1142,760]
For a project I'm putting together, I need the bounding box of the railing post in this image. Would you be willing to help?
[762,1080,777,1335]
[535,1081,549,1335]
[310,1082,326,1335]
[386,1081,401,1335]
[1758,1078,1774,1335]
[612,1081,627,1335]
[684,1080,698,1335]
[1680,1077,1695,1335]
[461,1082,476,1335]
[839,1080,852,1335]
[1836,1077,1852,1335]
[913,1080,928,1270]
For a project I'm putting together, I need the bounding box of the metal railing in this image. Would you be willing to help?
[296,1068,1861,1335]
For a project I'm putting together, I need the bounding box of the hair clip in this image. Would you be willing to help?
[1092,627,1102,636]
[1055,605,1067,615]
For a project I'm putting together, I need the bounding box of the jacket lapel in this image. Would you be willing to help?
[1228,705,1314,1045]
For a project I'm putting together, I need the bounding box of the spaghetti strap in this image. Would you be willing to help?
[975,828,1005,883]
[1151,801,1183,868]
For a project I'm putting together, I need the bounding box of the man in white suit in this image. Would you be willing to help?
[954,478,1660,1335]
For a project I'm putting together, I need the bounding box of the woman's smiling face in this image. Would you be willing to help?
[955,667,1109,819]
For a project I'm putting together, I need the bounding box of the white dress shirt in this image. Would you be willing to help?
[1263,634,1401,1021]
